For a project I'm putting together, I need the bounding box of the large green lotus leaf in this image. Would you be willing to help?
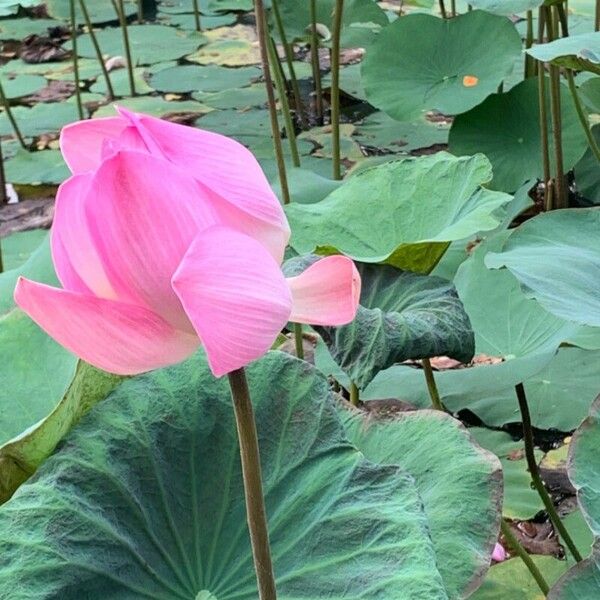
[193,84,268,110]
[574,125,600,204]
[286,152,511,273]
[0,360,122,503]
[340,407,502,599]
[0,18,61,40]
[93,97,212,119]
[473,557,569,600]
[150,64,260,93]
[45,0,137,22]
[363,347,600,429]
[0,99,84,138]
[449,77,588,192]
[0,352,452,599]
[470,428,543,519]
[459,0,543,14]
[548,397,600,599]
[0,230,47,272]
[275,0,389,48]
[527,32,600,74]
[5,148,70,185]
[362,11,521,122]
[455,233,587,359]
[90,67,154,96]
[2,74,46,99]
[68,25,206,65]
[158,11,237,30]
[486,209,600,327]
[286,258,475,389]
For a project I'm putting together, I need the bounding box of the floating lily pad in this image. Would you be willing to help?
[89,66,153,96]
[286,152,512,273]
[462,0,544,14]
[0,352,452,599]
[285,258,474,389]
[0,230,47,272]
[69,25,206,65]
[45,0,137,22]
[449,77,588,192]
[193,84,267,109]
[0,100,84,138]
[93,96,213,118]
[0,18,61,41]
[2,74,46,99]
[486,209,600,327]
[362,11,521,121]
[158,11,237,30]
[4,149,70,185]
[341,407,502,599]
[323,63,367,100]
[527,32,600,75]
[150,64,260,93]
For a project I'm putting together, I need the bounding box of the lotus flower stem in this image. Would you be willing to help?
[254,0,291,204]
[0,81,26,148]
[546,5,568,209]
[228,368,278,600]
[136,0,143,22]
[556,1,569,36]
[0,138,6,206]
[192,0,201,31]
[309,0,324,122]
[69,0,84,120]
[566,70,600,162]
[537,9,551,207]
[293,323,304,360]
[79,0,115,100]
[111,0,136,96]
[597,0,600,31]
[450,0,456,17]
[438,0,447,19]
[331,0,344,181]
[514,383,583,562]
[500,520,549,594]
[349,381,359,406]
[267,36,301,167]
[524,11,534,78]
[271,0,307,128]
[422,358,444,411]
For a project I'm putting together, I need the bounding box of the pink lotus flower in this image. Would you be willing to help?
[492,542,507,562]
[14,108,361,377]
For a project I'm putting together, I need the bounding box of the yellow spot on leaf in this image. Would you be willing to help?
[463,75,479,87]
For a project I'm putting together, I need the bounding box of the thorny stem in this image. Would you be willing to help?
[556,0,569,36]
[331,0,344,180]
[422,358,444,411]
[500,520,550,595]
[438,0,447,19]
[293,323,304,360]
[192,0,201,32]
[450,0,456,17]
[349,381,360,406]
[0,81,26,148]
[228,369,277,600]
[254,0,291,204]
[79,0,115,100]
[112,0,136,96]
[515,384,583,563]
[69,0,84,120]
[566,70,600,162]
[537,8,551,208]
[309,0,323,122]
[597,0,600,31]
[271,0,307,128]
[267,36,300,167]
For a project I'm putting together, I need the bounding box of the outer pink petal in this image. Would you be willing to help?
[60,117,129,174]
[287,256,361,325]
[14,278,199,375]
[84,150,221,330]
[117,107,290,262]
[491,543,507,562]
[172,226,293,377]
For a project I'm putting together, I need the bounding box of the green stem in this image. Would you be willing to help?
[0,81,25,148]
[597,0,600,31]
[500,520,550,595]
[271,0,307,128]
[112,0,136,96]
[438,0,447,18]
[537,9,551,208]
[331,0,344,181]
[0,138,6,205]
[254,0,291,204]
[525,11,534,78]
[309,0,323,122]
[556,1,569,36]
[192,0,201,32]
[349,382,359,406]
[566,70,600,162]
[293,323,304,360]
[136,0,143,22]
[69,0,84,120]
[228,369,278,600]
[79,0,115,100]
[450,0,456,17]
[515,383,583,562]
[422,358,444,411]
[267,36,300,168]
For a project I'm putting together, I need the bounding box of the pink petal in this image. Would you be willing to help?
[117,107,290,262]
[14,278,199,375]
[60,116,129,174]
[287,256,361,325]
[492,542,507,562]
[84,150,221,330]
[172,226,293,377]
